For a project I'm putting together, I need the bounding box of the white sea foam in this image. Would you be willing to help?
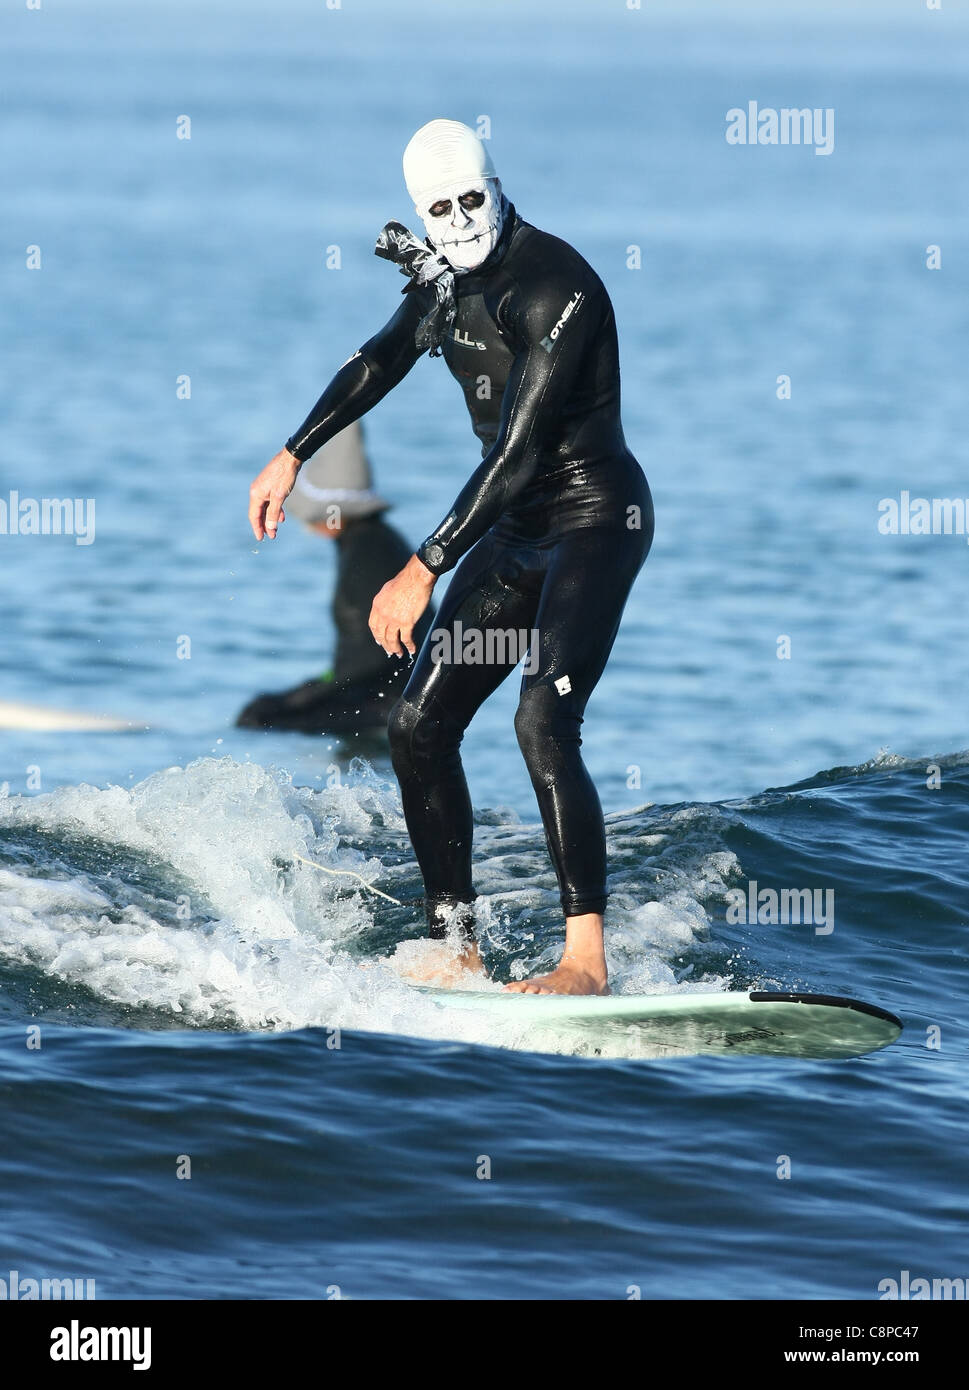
[0,757,735,1053]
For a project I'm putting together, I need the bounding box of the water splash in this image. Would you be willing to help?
[0,756,736,1050]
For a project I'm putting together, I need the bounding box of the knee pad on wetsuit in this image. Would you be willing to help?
[387,695,464,779]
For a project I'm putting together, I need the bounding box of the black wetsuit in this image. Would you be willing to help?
[236,514,435,734]
[285,205,654,930]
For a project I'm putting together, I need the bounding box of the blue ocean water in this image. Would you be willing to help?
[1,0,967,1299]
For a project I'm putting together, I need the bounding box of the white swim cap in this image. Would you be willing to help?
[403,119,497,205]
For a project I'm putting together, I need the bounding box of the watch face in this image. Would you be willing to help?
[423,543,445,571]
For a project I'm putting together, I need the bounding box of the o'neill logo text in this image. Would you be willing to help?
[540,290,584,353]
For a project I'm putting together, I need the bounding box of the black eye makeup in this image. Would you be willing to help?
[428,189,487,218]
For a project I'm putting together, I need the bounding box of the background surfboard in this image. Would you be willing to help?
[0,700,146,733]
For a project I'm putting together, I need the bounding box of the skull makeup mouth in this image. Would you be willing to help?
[403,119,507,273]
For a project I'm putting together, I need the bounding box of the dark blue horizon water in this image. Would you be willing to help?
[2,1,967,1300]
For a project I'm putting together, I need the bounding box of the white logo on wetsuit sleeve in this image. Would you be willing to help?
[453,328,487,351]
[540,290,585,354]
[554,675,572,695]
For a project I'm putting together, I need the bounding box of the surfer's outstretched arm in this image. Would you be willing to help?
[248,293,427,540]
[284,293,428,464]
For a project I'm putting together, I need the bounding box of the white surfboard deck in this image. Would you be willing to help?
[415,987,903,1059]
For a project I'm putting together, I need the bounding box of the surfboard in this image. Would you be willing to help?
[416,987,903,1059]
[0,700,145,732]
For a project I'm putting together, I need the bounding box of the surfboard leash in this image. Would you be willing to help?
[289,851,403,906]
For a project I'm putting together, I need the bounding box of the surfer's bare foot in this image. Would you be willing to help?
[504,911,609,995]
[383,936,486,988]
[505,960,609,995]
[456,938,485,976]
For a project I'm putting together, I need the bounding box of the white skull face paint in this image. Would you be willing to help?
[417,178,503,271]
[403,120,506,273]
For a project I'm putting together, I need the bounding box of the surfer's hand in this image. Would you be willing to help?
[369,555,436,658]
[249,449,301,540]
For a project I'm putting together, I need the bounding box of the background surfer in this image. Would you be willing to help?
[248,120,654,995]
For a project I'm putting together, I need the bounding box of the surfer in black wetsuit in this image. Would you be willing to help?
[237,422,435,734]
[248,120,654,994]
